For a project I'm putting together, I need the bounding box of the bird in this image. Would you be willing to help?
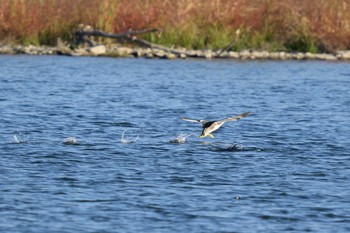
[181,112,251,138]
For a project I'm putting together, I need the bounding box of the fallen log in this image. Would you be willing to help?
[75,27,158,47]
[74,27,200,58]
[75,28,158,41]
[74,27,245,58]
[128,37,192,56]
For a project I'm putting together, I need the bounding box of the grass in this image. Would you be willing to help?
[0,0,349,52]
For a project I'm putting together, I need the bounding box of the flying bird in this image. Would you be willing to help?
[181,112,251,138]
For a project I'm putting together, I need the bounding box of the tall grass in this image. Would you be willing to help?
[0,0,349,52]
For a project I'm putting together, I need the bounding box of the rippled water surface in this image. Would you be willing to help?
[1,55,350,232]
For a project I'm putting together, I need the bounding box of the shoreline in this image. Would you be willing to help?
[1,44,350,61]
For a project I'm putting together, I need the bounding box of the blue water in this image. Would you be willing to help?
[1,55,349,232]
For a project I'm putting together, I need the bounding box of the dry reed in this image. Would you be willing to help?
[0,0,349,52]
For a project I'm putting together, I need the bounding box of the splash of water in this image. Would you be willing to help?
[170,133,192,144]
[12,133,29,144]
[63,137,78,145]
[120,130,139,144]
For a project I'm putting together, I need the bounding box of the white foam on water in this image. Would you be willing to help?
[63,137,78,145]
[12,135,20,144]
[170,133,192,144]
[120,130,139,144]
[12,133,29,144]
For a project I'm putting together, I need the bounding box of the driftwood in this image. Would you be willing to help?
[75,26,242,58]
[129,37,190,56]
[75,28,159,45]
[75,27,201,57]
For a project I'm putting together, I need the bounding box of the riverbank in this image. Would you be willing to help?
[2,0,350,54]
[1,44,350,61]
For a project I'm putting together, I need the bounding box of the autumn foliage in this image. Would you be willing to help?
[0,0,349,52]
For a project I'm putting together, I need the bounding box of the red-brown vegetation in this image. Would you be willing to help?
[0,0,349,52]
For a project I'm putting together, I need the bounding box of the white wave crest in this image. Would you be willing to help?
[120,130,139,144]
[12,133,29,144]
[63,137,78,145]
[170,133,192,144]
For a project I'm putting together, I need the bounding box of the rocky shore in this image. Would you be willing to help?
[1,44,350,61]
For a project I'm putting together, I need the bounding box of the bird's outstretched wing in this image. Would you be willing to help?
[181,117,206,123]
[218,112,252,123]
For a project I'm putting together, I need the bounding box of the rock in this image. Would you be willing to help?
[269,52,279,59]
[203,50,213,59]
[105,46,134,57]
[88,45,106,55]
[323,54,337,60]
[305,52,315,59]
[116,47,133,56]
[16,45,40,55]
[239,50,251,59]
[278,52,287,60]
[216,51,228,58]
[132,48,145,57]
[186,50,199,57]
[251,51,270,59]
[336,50,350,60]
[23,45,34,54]
[153,50,166,58]
[227,51,239,59]
[315,53,337,60]
[314,53,325,60]
[72,48,88,56]
[179,53,187,59]
[284,53,293,59]
[0,45,15,54]
[145,53,154,59]
[293,52,306,60]
[14,45,51,55]
[165,53,177,60]
[250,51,259,59]
[194,50,204,58]
[1,42,347,61]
